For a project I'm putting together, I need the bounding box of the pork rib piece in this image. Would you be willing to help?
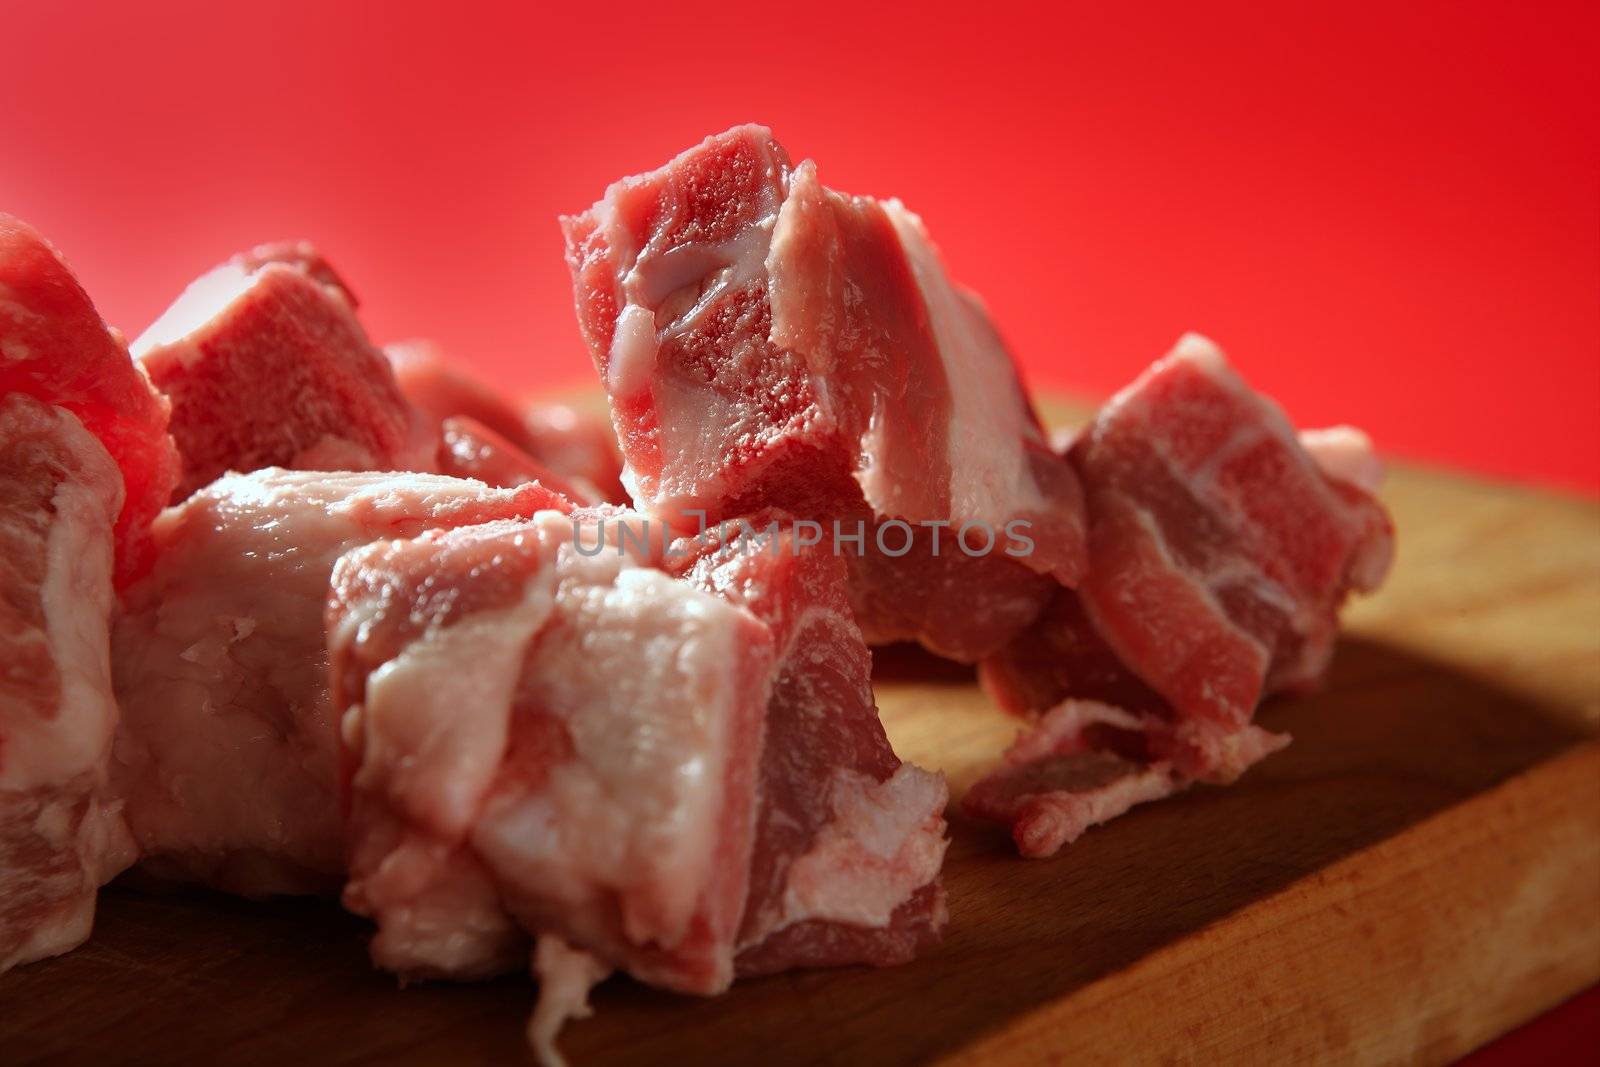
[330,509,947,1063]
[562,125,1086,660]
[386,339,626,503]
[110,469,571,895]
[330,513,771,1055]
[0,215,179,586]
[0,395,136,970]
[970,335,1394,856]
[133,244,434,501]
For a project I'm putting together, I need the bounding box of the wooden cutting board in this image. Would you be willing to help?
[3,407,1598,1066]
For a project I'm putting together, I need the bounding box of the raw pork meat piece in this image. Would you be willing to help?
[562,125,1086,660]
[133,243,435,501]
[330,509,947,1063]
[970,335,1393,856]
[436,416,596,504]
[110,469,571,895]
[519,400,628,505]
[0,395,136,970]
[0,214,179,586]
[329,513,772,1050]
[1056,333,1392,727]
[386,339,626,502]
[663,513,948,976]
[386,339,533,451]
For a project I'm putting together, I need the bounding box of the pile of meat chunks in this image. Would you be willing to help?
[1,125,1392,1060]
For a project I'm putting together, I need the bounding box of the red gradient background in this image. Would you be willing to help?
[3,1,1595,491]
[3,0,1597,1056]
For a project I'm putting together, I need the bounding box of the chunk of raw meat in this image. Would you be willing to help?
[519,400,628,506]
[436,416,596,503]
[663,514,948,975]
[386,339,626,502]
[385,339,533,451]
[110,469,571,895]
[970,335,1394,855]
[0,395,137,970]
[562,125,1086,660]
[133,244,435,501]
[330,509,947,1063]
[330,513,773,992]
[0,215,179,586]
[1070,333,1393,725]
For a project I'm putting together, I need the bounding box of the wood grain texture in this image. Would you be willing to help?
[2,429,1597,1066]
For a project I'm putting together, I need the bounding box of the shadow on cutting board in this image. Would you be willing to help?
[0,638,1588,1067]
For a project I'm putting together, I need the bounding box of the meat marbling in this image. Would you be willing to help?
[969,334,1394,857]
[329,508,947,1063]
[562,125,1086,661]
[110,469,572,894]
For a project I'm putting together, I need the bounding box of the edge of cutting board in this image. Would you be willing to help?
[943,742,1600,1065]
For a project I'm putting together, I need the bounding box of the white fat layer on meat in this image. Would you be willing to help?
[881,199,1044,525]
[606,304,656,399]
[110,468,541,891]
[527,935,611,1067]
[1086,500,1271,720]
[354,830,526,980]
[1094,333,1382,687]
[602,143,780,404]
[1300,425,1385,495]
[470,549,753,969]
[130,261,261,359]
[1,406,123,791]
[358,561,560,840]
[599,133,788,513]
[769,764,948,933]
